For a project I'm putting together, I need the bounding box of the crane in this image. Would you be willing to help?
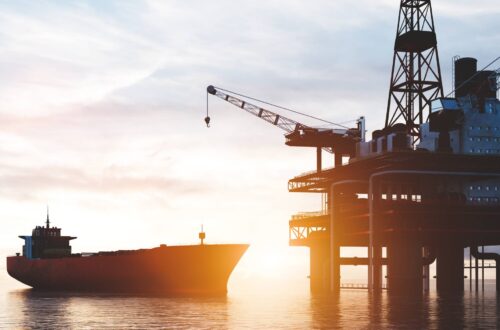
[206,85,365,171]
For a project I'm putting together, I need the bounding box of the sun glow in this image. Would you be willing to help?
[234,243,308,280]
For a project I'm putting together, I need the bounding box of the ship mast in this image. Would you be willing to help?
[46,206,50,229]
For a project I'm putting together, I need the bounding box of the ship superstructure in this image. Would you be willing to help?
[19,212,75,259]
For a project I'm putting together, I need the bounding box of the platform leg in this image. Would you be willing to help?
[436,244,464,292]
[387,239,423,294]
[310,240,330,293]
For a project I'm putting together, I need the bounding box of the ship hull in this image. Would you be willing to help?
[7,244,248,295]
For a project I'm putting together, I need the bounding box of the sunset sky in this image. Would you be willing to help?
[0,0,499,285]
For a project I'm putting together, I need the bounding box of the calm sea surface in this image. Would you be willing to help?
[1,270,499,329]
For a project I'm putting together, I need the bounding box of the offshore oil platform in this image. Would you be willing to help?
[207,0,500,294]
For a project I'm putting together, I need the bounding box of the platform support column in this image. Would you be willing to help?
[387,239,423,293]
[310,239,330,293]
[496,260,500,291]
[330,244,340,292]
[368,177,383,291]
[436,243,464,292]
[423,247,431,292]
[329,186,340,292]
[373,245,383,290]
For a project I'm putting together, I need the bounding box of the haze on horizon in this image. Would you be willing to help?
[0,0,499,285]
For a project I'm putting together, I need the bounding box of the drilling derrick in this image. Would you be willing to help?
[386,0,443,138]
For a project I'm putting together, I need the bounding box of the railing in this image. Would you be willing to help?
[289,209,330,244]
[340,283,387,290]
[464,262,496,269]
[288,168,339,191]
[289,166,336,180]
[288,181,314,191]
[288,180,326,192]
[291,168,324,179]
[289,225,327,242]
[291,211,328,220]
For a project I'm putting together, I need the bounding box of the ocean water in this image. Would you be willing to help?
[1,271,499,329]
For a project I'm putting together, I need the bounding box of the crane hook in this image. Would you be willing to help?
[205,89,211,128]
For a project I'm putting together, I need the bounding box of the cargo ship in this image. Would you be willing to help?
[6,215,248,295]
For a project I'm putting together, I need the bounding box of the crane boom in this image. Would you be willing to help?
[206,85,364,161]
[207,85,308,133]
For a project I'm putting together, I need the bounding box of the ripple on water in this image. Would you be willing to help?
[1,281,500,328]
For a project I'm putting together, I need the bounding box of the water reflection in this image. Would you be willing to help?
[309,289,499,329]
[4,286,500,328]
[9,290,74,329]
[434,292,466,329]
[9,289,230,329]
[309,293,342,328]
[386,292,432,328]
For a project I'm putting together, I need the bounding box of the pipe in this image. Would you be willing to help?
[469,247,472,290]
[471,246,500,291]
[330,170,500,292]
[482,246,485,291]
[368,170,500,292]
[316,147,322,173]
[357,116,366,142]
[329,177,437,291]
[422,248,437,265]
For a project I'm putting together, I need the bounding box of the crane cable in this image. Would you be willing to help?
[204,92,210,127]
[207,86,352,130]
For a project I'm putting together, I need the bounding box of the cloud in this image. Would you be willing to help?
[0,162,207,202]
[435,1,500,18]
[0,1,165,116]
